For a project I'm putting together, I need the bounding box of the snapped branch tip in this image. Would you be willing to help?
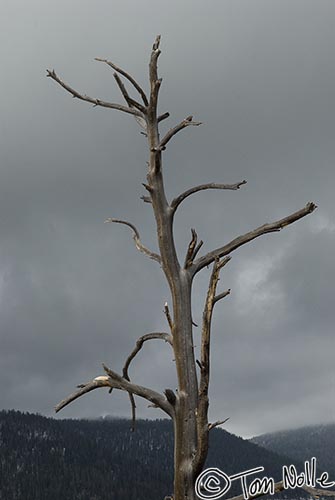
[153,35,161,50]
[307,201,317,211]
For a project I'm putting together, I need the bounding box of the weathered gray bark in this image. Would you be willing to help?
[48,36,325,500]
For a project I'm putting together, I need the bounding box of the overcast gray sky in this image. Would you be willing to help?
[0,0,334,438]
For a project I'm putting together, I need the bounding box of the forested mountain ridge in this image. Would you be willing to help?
[0,410,318,500]
[0,410,173,500]
[251,423,335,481]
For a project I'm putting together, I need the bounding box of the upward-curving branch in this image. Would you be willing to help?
[121,332,173,431]
[191,202,317,276]
[104,218,162,264]
[171,180,247,213]
[122,332,173,381]
[158,115,202,151]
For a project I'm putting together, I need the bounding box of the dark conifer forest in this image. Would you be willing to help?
[1,410,332,500]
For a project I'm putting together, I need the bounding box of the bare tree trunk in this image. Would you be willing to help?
[48,35,326,500]
[171,279,198,500]
[146,51,198,497]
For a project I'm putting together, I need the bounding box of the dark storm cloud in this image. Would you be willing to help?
[0,0,334,436]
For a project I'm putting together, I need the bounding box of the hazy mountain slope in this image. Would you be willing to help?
[251,423,335,480]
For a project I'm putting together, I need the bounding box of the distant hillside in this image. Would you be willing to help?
[251,423,335,480]
[0,410,308,500]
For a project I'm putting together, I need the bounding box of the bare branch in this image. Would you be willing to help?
[46,69,144,118]
[184,229,204,269]
[113,73,147,131]
[104,218,161,264]
[112,72,146,114]
[149,35,162,112]
[152,35,161,51]
[140,195,152,204]
[158,111,170,123]
[142,182,154,193]
[158,115,202,151]
[94,57,149,106]
[102,363,174,416]
[122,332,173,381]
[127,392,137,432]
[194,256,231,474]
[164,303,174,331]
[112,72,131,105]
[164,388,177,406]
[55,378,111,413]
[213,288,231,304]
[208,417,230,430]
[55,366,174,417]
[217,256,232,270]
[171,180,247,213]
[192,202,317,275]
[200,256,230,382]
[184,228,198,268]
[193,240,204,261]
[112,72,147,133]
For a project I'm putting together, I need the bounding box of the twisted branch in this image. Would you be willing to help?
[192,202,317,275]
[123,332,173,380]
[46,70,143,118]
[104,218,161,264]
[171,180,247,213]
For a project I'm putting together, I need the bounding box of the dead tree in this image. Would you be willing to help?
[48,36,328,500]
